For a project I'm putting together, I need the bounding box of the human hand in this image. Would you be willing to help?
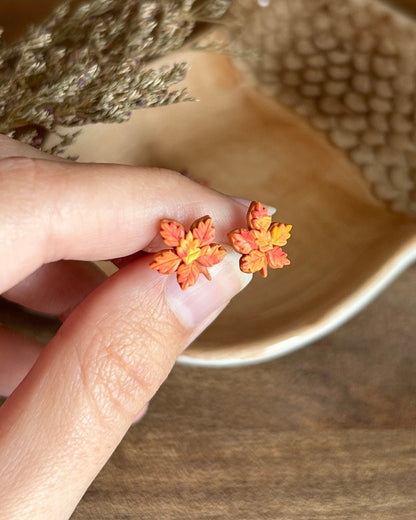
[0,135,252,519]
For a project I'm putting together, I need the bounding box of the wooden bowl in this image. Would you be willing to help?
[51,0,416,365]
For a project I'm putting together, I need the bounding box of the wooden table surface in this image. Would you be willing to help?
[0,1,415,518]
[70,262,416,520]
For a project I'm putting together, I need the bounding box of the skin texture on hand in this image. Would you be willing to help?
[0,135,252,519]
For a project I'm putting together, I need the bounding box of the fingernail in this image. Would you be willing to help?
[230,196,277,216]
[132,403,149,425]
[165,247,252,332]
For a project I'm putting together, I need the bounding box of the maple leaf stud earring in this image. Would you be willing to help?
[228,201,292,277]
[149,216,227,290]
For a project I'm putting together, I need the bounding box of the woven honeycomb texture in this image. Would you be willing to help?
[231,0,416,215]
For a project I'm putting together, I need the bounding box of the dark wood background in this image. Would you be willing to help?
[0,1,415,519]
[72,263,416,519]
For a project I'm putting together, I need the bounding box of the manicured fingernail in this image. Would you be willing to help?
[230,196,277,216]
[165,247,252,332]
[132,403,149,425]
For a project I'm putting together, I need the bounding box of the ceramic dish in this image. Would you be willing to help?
[46,0,416,365]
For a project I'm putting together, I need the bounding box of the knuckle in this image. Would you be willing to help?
[0,157,65,259]
[0,158,44,238]
[0,156,42,178]
[0,157,53,240]
[148,167,189,191]
[0,157,45,208]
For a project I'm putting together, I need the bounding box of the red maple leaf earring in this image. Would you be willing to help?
[228,201,292,277]
[149,216,227,290]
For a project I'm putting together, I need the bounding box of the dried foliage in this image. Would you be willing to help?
[0,0,232,148]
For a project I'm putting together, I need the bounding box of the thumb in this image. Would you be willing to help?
[0,250,251,519]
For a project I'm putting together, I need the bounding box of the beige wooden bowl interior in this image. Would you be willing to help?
[6,0,416,366]
[63,3,416,364]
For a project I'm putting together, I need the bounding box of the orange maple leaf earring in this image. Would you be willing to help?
[149,216,227,290]
[228,201,292,277]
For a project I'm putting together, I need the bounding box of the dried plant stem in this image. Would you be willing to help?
[0,0,232,150]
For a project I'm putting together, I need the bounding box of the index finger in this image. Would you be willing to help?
[0,156,248,292]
